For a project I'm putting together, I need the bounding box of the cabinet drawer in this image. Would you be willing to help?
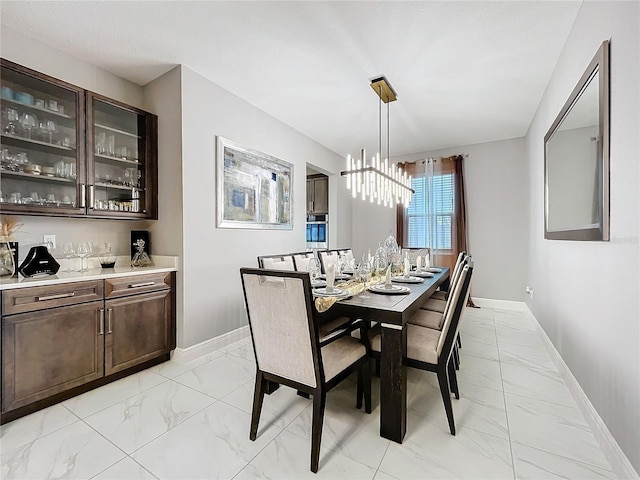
[105,272,172,298]
[2,281,104,315]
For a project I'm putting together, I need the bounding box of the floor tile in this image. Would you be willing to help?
[505,393,612,470]
[499,341,557,371]
[84,380,215,453]
[92,456,157,480]
[456,356,504,392]
[63,370,167,418]
[221,379,310,430]
[149,350,225,379]
[226,342,256,363]
[173,354,255,399]
[463,306,494,321]
[512,443,617,479]
[1,421,125,480]
[459,335,500,361]
[235,430,376,479]
[286,382,388,469]
[501,363,575,407]
[133,401,281,479]
[0,403,78,455]
[496,324,546,348]
[379,411,514,479]
[408,378,509,440]
[373,470,398,480]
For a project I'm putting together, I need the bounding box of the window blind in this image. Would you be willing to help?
[406,173,455,250]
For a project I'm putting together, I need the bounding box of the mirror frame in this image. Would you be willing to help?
[544,40,610,241]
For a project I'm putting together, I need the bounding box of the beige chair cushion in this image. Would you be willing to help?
[319,316,352,340]
[262,256,295,271]
[421,297,447,313]
[368,323,440,365]
[408,309,444,330]
[321,337,366,381]
[293,253,314,271]
[431,291,447,301]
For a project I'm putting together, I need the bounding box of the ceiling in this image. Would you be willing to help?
[1,1,582,158]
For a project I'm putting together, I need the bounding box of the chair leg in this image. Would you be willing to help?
[453,344,460,370]
[448,358,460,400]
[250,371,267,441]
[361,358,372,414]
[310,389,327,473]
[437,368,456,436]
[374,358,381,377]
[357,363,364,410]
[457,332,462,349]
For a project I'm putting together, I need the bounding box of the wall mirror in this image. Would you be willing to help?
[544,40,610,241]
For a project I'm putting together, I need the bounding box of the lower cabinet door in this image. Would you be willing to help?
[104,289,173,376]
[2,301,105,413]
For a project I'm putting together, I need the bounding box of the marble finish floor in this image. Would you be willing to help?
[1,306,618,479]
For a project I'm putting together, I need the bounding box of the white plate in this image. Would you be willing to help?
[427,267,442,273]
[368,284,411,295]
[391,276,424,284]
[311,279,327,288]
[411,270,434,278]
[313,287,350,298]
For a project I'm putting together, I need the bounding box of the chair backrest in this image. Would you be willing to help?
[318,250,338,273]
[240,268,321,388]
[291,251,315,271]
[257,254,295,271]
[401,248,430,267]
[447,251,466,292]
[442,254,470,318]
[436,263,473,362]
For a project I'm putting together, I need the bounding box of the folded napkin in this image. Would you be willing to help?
[416,255,422,271]
[403,257,410,278]
[326,264,335,293]
[424,253,431,269]
[385,265,393,289]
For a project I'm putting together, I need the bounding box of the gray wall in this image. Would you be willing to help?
[352,137,529,301]
[525,1,640,470]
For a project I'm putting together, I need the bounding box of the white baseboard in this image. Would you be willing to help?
[172,325,251,364]
[522,305,639,480]
[470,297,525,311]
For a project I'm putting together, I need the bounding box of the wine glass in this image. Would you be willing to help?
[45,120,56,144]
[359,257,372,298]
[63,242,76,272]
[20,113,37,139]
[4,107,19,135]
[308,259,321,285]
[76,242,93,272]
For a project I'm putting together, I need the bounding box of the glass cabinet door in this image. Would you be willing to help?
[86,94,157,219]
[1,60,85,215]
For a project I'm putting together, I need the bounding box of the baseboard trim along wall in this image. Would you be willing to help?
[171,325,251,364]
[475,297,638,480]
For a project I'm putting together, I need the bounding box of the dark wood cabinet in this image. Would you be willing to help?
[2,301,104,412]
[0,271,175,422]
[307,175,328,215]
[1,58,158,219]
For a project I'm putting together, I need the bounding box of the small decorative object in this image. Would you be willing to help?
[0,215,22,277]
[18,246,60,277]
[99,242,117,268]
[131,230,152,267]
[216,136,292,230]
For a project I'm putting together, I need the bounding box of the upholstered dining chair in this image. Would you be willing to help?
[240,268,371,473]
[318,250,339,274]
[292,251,315,271]
[368,263,473,436]
[421,252,467,313]
[257,254,295,271]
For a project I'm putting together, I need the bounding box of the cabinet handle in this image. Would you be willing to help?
[89,185,95,209]
[80,184,86,208]
[128,281,155,288]
[98,309,104,335]
[37,292,75,301]
[107,308,113,334]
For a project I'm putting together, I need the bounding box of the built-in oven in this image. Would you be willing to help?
[306,214,327,249]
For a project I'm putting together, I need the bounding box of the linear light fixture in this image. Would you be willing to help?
[341,76,414,207]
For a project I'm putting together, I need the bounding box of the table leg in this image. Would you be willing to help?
[380,323,407,443]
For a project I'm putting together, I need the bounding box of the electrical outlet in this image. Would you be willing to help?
[43,234,56,250]
[525,286,533,299]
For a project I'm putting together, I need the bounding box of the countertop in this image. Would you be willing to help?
[0,255,178,290]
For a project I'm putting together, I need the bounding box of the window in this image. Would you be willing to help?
[406,173,455,250]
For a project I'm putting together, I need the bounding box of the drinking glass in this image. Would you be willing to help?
[45,120,56,144]
[63,242,76,272]
[20,113,37,139]
[359,257,372,298]
[76,242,93,272]
[308,259,320,284]
[4,107,19,135]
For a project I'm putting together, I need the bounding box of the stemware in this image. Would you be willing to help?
[358,256,372,298]
[4,108,19,135]
[20,113,37,139]
[76,242,93,272]
[308,259,321,283]
[63,242,76,272]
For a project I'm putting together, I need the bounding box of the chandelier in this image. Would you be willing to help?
[341,76,414,207]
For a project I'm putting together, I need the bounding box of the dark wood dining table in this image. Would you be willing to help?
[328,268,450,444]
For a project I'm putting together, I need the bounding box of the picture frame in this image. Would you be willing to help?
[216,136,293,230]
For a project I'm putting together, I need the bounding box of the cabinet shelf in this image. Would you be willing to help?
[0,169,75,184]
[94,153,140,166]
[95,182,142,192]
[1,97,74,121]
[1,134,76,157]
[95,123,141,139]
